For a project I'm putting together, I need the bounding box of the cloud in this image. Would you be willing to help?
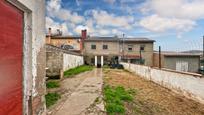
[90,10,134,29]
[47,0,84,24]
[139,0,204,37]
[142,0,204,20]
[46,17,70,35]
[139,14,196,33]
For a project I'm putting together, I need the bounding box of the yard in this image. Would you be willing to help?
[103,68,204,115]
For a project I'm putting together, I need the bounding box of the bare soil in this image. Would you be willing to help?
[103,69,204,115]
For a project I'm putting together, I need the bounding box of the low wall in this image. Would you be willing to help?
[63,53,84,71]
[121,62,204,104]
[46,45,84,78]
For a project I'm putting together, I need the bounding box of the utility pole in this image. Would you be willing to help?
[203,36,204,73]
[159,46,161,69]
[139,48,142,64]
[122,34,125,60]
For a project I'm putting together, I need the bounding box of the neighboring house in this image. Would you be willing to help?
[46,29,86,52]
[84,36,155,67]
[0,0,46,115]
[153,52,200,73]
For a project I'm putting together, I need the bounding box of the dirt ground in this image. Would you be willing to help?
[103,69,204,115]
[47,69,105,115]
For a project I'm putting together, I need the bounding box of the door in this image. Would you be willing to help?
[0,1,23,114]
[176,61,189,72]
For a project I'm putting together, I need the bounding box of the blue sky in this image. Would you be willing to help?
[46,0,204,51]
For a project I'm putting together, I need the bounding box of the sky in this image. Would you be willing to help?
[46,0,204,51]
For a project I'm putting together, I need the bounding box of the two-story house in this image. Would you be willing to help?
[83,37,155,67]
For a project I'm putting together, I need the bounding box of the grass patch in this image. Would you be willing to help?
[64,65,93,77]
[46,81,60,89]
[45,92,61,108]
[104,85,134,114]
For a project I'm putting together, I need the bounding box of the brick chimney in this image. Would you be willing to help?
[80,29,87,51]
[81,29,87,40]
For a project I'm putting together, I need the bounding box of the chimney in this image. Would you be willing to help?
[47,28,52,44]
[81,29,87,40]
[80,29,87,52]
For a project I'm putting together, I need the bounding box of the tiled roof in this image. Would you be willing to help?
[46,35,81,39]
[84,36,155,42]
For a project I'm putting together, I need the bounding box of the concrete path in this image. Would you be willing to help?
[55,68,104,115]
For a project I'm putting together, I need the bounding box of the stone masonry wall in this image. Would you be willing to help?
[46,45,84,78]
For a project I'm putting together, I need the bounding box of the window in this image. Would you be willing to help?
[128,45,133,51]
[91,58,95,63]
[91,44,96,49]
[103,45,108,49]
[140,45,145,51]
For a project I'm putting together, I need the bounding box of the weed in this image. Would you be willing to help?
[64,65,93,77]
[104,85,134,114]
[45,92,61,108]
[46,81,60,88]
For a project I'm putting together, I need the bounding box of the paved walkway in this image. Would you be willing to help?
[55,68,104,115]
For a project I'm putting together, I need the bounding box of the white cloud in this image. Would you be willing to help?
[90,10,134,29]
[139,0,204,36]
[74,25,88,35]
[139,14,196,33]
[47,0,84,24]
[46,17,70,35]
[142,0,204,20]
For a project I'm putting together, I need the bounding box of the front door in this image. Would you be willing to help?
[0,1,23,114]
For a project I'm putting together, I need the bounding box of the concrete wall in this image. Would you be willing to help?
[122,62,204,104]
[46,45,84,78]
[10,0,46,114]
[63,53,84,71]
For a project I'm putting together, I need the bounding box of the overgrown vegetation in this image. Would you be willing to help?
[104,85,135,114]
[64,65,93,77]
[46,81,60,88]
[45,92,61,108]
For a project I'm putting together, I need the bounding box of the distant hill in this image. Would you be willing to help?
[181,50,202,55]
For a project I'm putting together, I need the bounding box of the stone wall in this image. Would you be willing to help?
[122,62,204,104]
[46,45,84,78]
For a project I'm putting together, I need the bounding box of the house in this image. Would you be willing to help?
[153,52,200,73]
[0,0,46,115]
[46,28,86,52]
[83,36,155,67]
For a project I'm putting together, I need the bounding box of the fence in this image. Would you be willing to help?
[121,62,204,104]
